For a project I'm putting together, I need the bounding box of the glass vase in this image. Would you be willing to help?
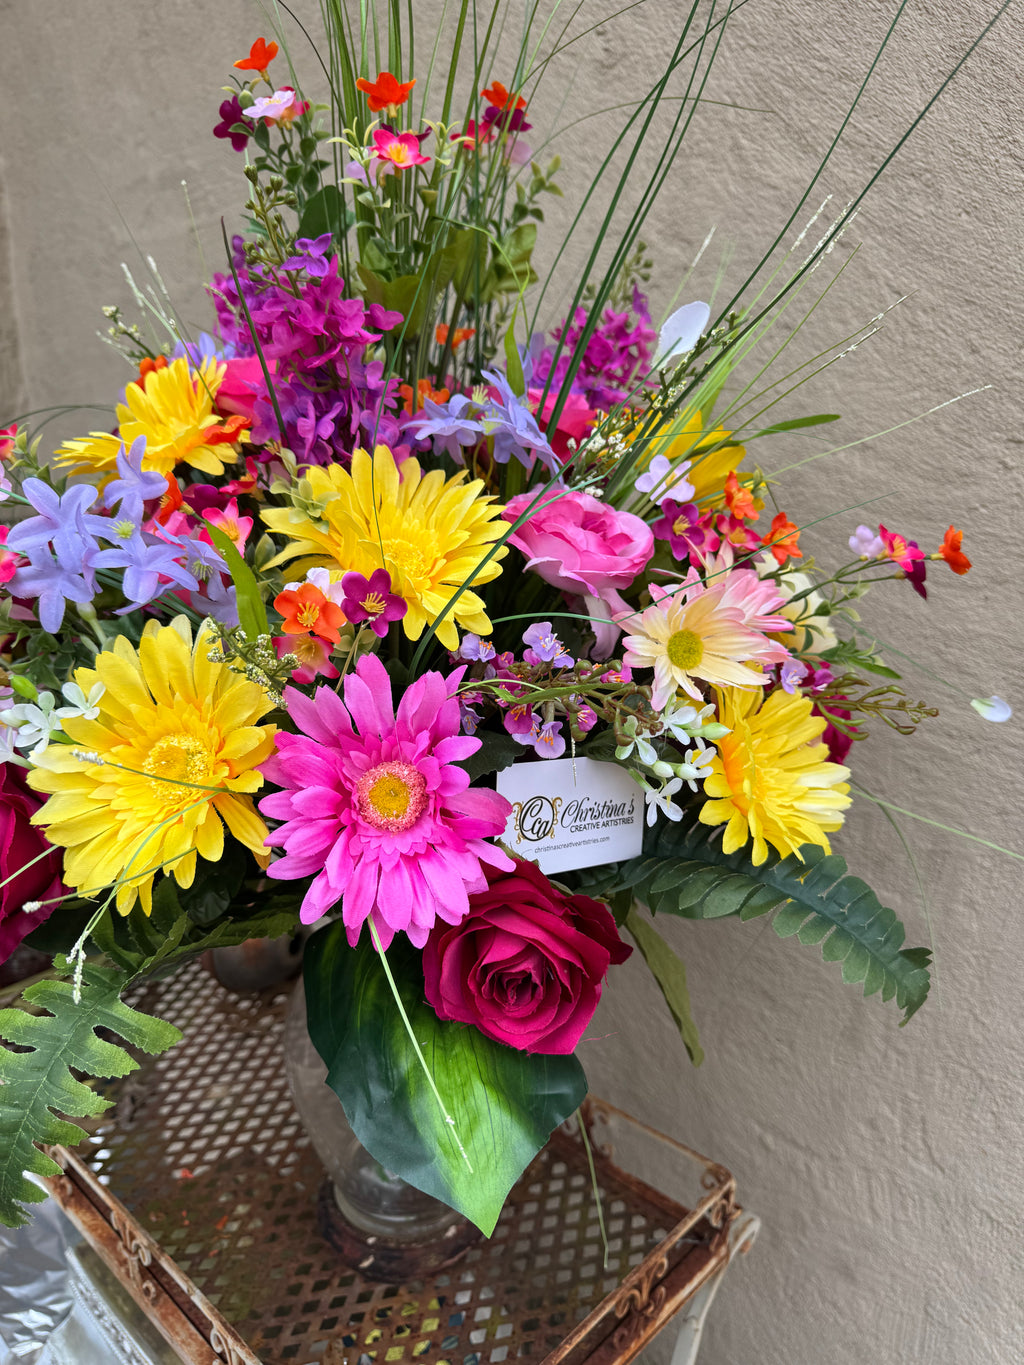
[283,977,481,1281]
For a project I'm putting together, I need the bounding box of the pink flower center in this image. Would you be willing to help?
[355,761,428,832]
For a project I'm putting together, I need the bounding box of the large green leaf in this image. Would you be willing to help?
[623,907,703,1065]
[0,963,181,1227]
[303,922,587,1235]
[203,522,268,641]
[613,821,930,1024]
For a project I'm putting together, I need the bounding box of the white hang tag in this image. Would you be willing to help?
[495,756,644,875]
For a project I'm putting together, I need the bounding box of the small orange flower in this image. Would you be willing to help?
[399,378,451,415]
[234,38,279,72]
[274,582,345,645]
[936,525,971,575]
[356,71,416,112]
[724,470,758,522]
[480,81,526,112]
[137,355,168,389]
[156,475,184,526]
[435,323,476,351]
[762,512,802,566]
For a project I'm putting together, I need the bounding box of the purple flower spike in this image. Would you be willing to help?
[340,569,407,637]
[281,233,334,278]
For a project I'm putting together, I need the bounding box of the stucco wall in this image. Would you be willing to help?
[2,2,1021,1362]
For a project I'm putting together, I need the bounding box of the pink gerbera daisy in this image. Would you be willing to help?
[259,652,514,947]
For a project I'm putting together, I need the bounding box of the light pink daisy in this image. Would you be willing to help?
[259,653,514,948]
[620,577,791,711]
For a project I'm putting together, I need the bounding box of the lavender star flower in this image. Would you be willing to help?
[7,558,96,633]
[479,369,557,471]
[405,394,485,462]
[101,437,167,522]
[7,479,102,573]
[93,524,200,612]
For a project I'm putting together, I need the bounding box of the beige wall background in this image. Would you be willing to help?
[2,1,1021,1361]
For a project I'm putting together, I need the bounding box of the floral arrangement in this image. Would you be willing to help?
[0,4,1011,1237]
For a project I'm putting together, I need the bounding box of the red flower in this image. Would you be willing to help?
[422,858,631,1054]
[435,323,476,351]
[879,524,927,599]
[762,511,802,565]
[356,70,416,112]
[0,765,65,966]
[155,475,184,526]
[937,525,971,575]
[136,354,168,389]
[399,378,450,414]
[234,37,279,73]
[480,81,526,112]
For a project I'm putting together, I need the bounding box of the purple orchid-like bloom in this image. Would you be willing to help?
[533,286,657,410]
[340,569,407,638]
[101,437,167,522]
[522,621,574,669]
[530,718,566,758]
[479,369,557,471]
[213,95,254,152]
[651,499,720,563]
[504,702,537,740]
[779,658,809,694]
[574,704,598,733]
[296,398,345,461]
[455,634,496,663]
[405,394,485,462]
[281,233,334,278]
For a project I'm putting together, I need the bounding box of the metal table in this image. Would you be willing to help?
[36,962,757,1365]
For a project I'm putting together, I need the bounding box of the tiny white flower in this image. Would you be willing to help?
[644,775,684,826]
[59,680,106,720]
[5,693,65,756]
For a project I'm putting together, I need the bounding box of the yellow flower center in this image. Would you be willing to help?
[385,535,433,588]
[666,628,704,671]
[297,603,321,628]
[144,734,216,795]
[355,761,428,833]
[361,591,386,618]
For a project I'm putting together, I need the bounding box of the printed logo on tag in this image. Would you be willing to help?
[496,756,644,875]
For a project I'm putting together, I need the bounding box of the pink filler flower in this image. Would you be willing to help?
[259,652,514,947]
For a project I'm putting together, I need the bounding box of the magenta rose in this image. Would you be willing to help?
[503,489,653,657]
[422,858,631,1054]
[0,764,64,964]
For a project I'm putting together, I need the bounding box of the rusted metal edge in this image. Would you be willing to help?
[42,1144,260,1365]
[538,1099,740,1365]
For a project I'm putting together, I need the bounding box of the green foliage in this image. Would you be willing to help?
[749,413,841,437]
[303,922,587,1236]
[202,523,269,641]
[0,963,181,1227]
[613,821,930,1024]
[89,875,301,979]
[623,907,703,1066]
[298,185,354,242]
[455,727,520,781]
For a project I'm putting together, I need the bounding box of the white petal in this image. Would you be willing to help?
[970,695,1012,723]
[656,301,711,366]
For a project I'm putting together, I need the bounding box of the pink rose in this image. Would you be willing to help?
[422,858,631,1054]
[0,764,64,965]
[503,489,653,657]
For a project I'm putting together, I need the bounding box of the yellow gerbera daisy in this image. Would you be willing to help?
[262,444,507,650]
[698,686,851,865]
[634,409,746,508]
[55,356,234,479]
[27,618,276,915]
